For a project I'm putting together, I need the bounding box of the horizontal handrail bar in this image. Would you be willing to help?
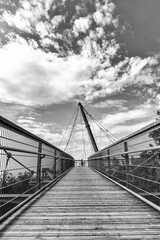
[128,137,160,148]
[0,163,56,173]
[0,135,38,149]
[89,145,160,160]
[0,146,74,161]
[0,115,73,158]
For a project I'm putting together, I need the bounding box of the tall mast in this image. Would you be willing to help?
[78,102,98,152]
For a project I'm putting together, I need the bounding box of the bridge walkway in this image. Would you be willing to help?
[1,167,160,239]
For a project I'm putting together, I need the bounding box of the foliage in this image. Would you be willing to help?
[149,128,160,146]
[1,171,33,194]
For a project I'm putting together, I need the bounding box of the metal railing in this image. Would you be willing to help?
[88,120,160,207]
[0,116,74,220]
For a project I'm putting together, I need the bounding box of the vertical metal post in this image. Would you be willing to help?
[53,149,57,178]
[98,159,100,170]
[66,158,68,170]
[69,159,70,169]
[63,158,65,172]
[108,149,111,175]
[64,158,66,171]
[61,158,63,174]
[124,141,129,187]
[157,153,160,206]
[37,142,42,189]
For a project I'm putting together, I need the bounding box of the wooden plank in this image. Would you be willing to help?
[1,167,160,239]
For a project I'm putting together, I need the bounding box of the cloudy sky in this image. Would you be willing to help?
[0,0,160,159]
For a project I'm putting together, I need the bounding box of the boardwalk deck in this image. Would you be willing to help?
[1,167,160,239]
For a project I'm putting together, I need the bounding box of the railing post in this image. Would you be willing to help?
[53,149,57,178]
[99,157,102,172]
[124,141,129,187]
[66,159,68,170]
[61,158,63,174]
[37,142,42,189]
[108,149,111,175]
[68,159,70,169]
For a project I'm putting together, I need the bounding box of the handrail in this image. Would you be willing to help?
[0,115,72,157]
[89,145,160,160]
[89,119,160,157]
[0,115,75,221]
[0,145,74,160]
[88,120,160,207]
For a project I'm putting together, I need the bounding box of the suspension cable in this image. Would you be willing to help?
[80,113,86,160]
[59,106,78,147]
[83,106,140,152]
[64,106,79,152]
[81,105,125,154]
[83,106,119,145]
[84,108,118,141]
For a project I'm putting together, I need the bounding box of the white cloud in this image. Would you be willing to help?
[51,15,65,29]
[93,1,115,27]
[36,22,49,37]
[17,116,62,144]
[73,17,91,35]
[0,104,28,122]
[93,11,104,25]
[0,42,98,106]
[22,0,31,10]
[83,55,158,102]
[128,57,151,77]
[0,0,160,120]
[101,105,153,128]
[89,103,157,144]
[1,0,54,39]
[16,115,94,159]
[102,1,115,13]
[92,100,127,109]
[17,119,35,124]
[156,94,160,108]
[2,11,31,32]
[110,120,153,139]
[96,27,105,38]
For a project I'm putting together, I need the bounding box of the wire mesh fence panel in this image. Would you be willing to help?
[0,116,74,220]
[88,121,160,206]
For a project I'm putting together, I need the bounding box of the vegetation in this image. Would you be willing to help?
[1,171,33,194]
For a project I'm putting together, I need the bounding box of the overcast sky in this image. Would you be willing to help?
[0,0,160,159]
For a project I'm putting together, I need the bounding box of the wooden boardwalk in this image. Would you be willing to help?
[1,167,160,239]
